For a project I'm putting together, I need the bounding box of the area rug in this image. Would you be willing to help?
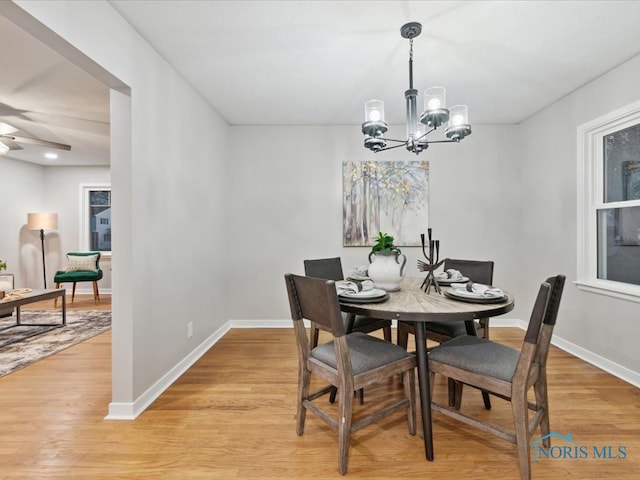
[0,310,111,378]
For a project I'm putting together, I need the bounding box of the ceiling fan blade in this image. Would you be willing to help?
[0,138,24,150]
[0,122,18,135]
[4,135,71,151]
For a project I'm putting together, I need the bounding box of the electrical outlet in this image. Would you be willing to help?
[187,322,193,338]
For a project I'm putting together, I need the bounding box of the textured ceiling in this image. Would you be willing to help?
[0,14,109,166]
[111,0,640,125]
[2,1,640,166]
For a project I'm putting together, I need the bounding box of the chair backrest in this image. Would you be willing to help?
[303,257,344,281]
[542,275,565,327]
[522,275,565,344]
[514,275,565,387]
[66,252,102,271]
[532,275,565,371]
[443,258,493,285]
[285,273,346,338]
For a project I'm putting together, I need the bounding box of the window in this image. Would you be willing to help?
[80,184,111,255]
[577,101,640,302]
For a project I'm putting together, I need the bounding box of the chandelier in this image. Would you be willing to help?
[361,22,472,154]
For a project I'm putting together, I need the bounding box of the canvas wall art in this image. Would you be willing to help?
[343,160,429,247]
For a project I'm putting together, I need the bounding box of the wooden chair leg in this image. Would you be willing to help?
[54,282,62,307]
[71,283,77,303]
[296,365,310,436]
[428,371,436,400]
[535,372,551,446]
[337,385,354,475]
[383,325,392,342]
[482,391,492,409]
[397,323,409,350]
[448,378,457,407]
[93,280,100,304]
[512,391,532,480]
[403,369,417,435]
[329,386,337,403]
[454,381,464,410]
[479,318,490,340]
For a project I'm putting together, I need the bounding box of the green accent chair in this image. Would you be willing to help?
[54,252,103,305]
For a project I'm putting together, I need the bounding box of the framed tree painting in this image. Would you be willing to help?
[343,160,429,246]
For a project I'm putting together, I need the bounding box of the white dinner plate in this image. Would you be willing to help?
[445,288,506,303]
[435,276,469,285]
[339,288,387,299]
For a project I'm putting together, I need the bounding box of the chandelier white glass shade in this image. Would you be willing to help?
[362,22,472,154]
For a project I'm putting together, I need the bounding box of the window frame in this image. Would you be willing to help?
[79,183,112,257]
[577,100,640,302]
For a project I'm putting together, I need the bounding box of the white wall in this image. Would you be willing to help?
[518,53,640,376]
[12,0,231,414]
[226,124,523,320]
[0,156,45,287]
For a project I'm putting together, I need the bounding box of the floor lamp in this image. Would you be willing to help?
[27,212,59,289]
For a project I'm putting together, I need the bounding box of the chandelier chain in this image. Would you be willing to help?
[409,37,414,90]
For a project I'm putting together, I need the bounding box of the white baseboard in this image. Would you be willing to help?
[105,321,232,420]
[490,318,639,388]
[59,287,112,295]
[549,334,640,389]
[106,317,640,420]
[229,319,292,328]
[484,318,526,328]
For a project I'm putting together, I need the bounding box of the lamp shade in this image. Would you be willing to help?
[27,212,59,231]
[424,87,446,112]
[364,100,385,123]
[449,105,469,127]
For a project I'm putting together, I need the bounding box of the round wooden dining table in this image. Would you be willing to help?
[339,276,515,462]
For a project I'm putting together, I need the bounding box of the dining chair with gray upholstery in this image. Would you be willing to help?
[304,257,394,404]
[428,274,565,480]
[304,257,392,347]
[397,258,495,408]
[284,273,417,475]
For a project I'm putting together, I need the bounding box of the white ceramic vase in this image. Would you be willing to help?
[367,251,407,291]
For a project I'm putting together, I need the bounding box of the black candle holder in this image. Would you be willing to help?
[417,228,444,294]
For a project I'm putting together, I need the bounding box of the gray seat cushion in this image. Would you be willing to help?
[311,332,414,375]
[429,335,520,382]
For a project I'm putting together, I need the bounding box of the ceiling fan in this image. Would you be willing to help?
[0,121,71,155]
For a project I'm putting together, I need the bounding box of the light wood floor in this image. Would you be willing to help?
[1,295,639,478]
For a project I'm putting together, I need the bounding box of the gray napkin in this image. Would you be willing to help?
[451,282,504,297]
[436,269,464,281]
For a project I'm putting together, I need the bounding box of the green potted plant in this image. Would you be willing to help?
[367,232,406,291]
[0,259,6,271]
[370,232,401,256]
